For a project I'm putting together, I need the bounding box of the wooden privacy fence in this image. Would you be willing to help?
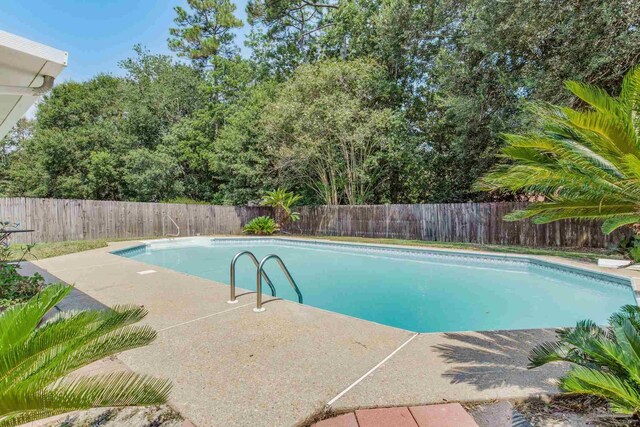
[0,198,270,244]
[0,198,626,248]
[283,203,625,248]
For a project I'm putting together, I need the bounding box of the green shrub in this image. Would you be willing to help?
[243,216,279,235]
[0,243,44,308]
[613,235,640,262]
[530,305,640,415]
[0,263,45,308]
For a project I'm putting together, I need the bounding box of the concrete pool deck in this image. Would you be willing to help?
[30,238,639,427]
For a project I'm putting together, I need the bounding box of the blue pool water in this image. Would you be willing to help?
[115,238,636,333]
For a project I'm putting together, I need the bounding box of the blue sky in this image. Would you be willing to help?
[0,0,251,83]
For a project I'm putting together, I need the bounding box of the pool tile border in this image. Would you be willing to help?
[112,244,147,257]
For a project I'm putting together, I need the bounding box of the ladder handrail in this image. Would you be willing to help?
[254,254,303,312]
[162,214,180,237]
[228,251,276,304]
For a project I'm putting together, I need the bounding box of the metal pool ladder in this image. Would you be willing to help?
[228,251,276,304]
[227,251,303,312]
[162,214,180,237]
[254,254,303,312]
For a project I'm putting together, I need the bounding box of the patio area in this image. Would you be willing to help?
[25,239,624,426]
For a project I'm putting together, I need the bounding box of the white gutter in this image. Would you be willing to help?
[0,75,55,96]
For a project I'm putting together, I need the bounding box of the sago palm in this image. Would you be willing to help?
[242,216,280,235]
[530,305,640,415]
[0,284,171,426]
[261,188,302,226]
[478,67,640,234]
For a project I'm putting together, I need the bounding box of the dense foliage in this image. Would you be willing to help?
[614,235,640,263]
[262,60,412,204]
[479,67,640,233]
[2,0,639,205]
[0,221,43,307]
[0,284,171,426]
[0,248,44,308]
[530,305,640,415]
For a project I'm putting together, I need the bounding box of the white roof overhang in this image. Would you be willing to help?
[0,30,68,139]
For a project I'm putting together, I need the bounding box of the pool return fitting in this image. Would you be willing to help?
[228,251,303,311]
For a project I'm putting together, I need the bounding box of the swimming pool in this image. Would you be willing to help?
[114,237,636,333]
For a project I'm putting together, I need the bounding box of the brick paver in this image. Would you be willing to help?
[314,413,360,427]
[314,403,480,427]
[355,407,418,427]
[409,403,478,427]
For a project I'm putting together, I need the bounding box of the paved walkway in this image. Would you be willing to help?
[314,403,478,427]
[29,240,582,426]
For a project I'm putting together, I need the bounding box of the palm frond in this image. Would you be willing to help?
[529,341,573,368]
[529,307,640,415]
[0,284,170,424]
[560,366,640,414]
[602,216,640,234]
[612,319,640,384]
[6,325,158,394]
[565,80,627,122]
[505,200,638,224]
[479,67,640,234]
[613,305,640,326]
[0,372,171,415]
[0,284,71,349]
[0,310,106,384]
[0,409,71,427]
[561,108,636,156]
[619,154,640,180]
[1,305,155,391]
[620,67,640,104]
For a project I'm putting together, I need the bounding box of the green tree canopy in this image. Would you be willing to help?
[209,80,279,204]
[260,59,413,204]
[3,0,640,207]
[6,50,207,202]
[168,0,243,67]
[421,0,640,202]
[0,119,32,196]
